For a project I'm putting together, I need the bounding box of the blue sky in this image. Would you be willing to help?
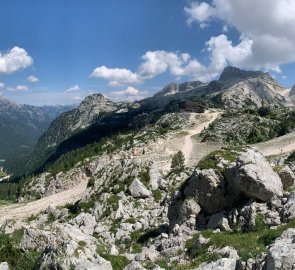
[0,0,294,105]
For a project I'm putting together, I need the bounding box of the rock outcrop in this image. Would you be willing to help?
[226,148,283,201]
[266,229,295,270]
[129,179,151,198]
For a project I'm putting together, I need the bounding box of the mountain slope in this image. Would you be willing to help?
[0,95,73,174]
[25,67,291,176]
[151,67,287,108]
[26,94,132,173]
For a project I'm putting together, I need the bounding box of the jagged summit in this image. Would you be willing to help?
[219,66,265,82]
[77,94,117,114]
[154,81,204,97]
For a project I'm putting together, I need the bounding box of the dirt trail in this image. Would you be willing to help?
[0,180,88,224]
[255,131,295,157]
[182,111,221,164]
[0,111,221,224]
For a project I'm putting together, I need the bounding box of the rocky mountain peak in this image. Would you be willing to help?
[154,81,203,98]
[290,85,295,97]
[77,93,118,116]
[219,66,265,82]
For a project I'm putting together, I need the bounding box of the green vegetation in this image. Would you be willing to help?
[287,151,295,163]
[171,150,185,174]
[44,134,135,176]
[100,254,130,270]
[152,189,162,203]
[197,147,243,170]
[0,170,7,178]
[203,107,295,145]
[0,182,18,201]
[184,218,295,269]
[0,229,40,269]
[139,168,151,187]
[47,212,56,223]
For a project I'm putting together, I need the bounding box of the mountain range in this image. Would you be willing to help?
[0,95,74,174]
[2,67,295,269]
[2,66,294,176]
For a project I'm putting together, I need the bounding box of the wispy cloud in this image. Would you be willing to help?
[66,84,80,92]
[7,85,28,91]
[27,75,39,83]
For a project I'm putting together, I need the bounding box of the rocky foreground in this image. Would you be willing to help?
[1,146,295,269]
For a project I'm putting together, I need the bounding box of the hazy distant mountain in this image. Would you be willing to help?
[0,95,74,174]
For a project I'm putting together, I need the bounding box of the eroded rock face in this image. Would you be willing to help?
[266,228,295,270]
[21,224,112,270]
[196,169,235,215]
[168,197,201,229]
[227,148,283,202]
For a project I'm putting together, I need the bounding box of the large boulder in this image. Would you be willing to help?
[227,148,283,202]
[168,198,201,229]
[207,212,231,231]
[278,165,295,189]
[0,262,9,270]
[195,169,235,214]
[266,228,295,270]
[129,179,151,198]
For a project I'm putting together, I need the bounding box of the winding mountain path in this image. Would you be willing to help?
[255,131,295,157]
[182,111,221,164]
[0,179,88,225]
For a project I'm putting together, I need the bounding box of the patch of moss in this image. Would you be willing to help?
[101,254,130,270]
[197,147,244,170]
[152,189,162,203]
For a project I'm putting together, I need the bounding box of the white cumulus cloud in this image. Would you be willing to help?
[0,47,33,74]
[66,84,80,92]
[109,86,148,101]
[7,85,28,91]
[0,82,5,89]
[27,75,39,83]
[90,66,141,86]
[112,86,139,96]
[185,0,295,72]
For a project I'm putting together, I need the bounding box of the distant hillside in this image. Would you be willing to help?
[25,67,292,176]
[0,95,74,175]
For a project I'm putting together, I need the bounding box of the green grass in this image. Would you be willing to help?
[139,168,151,187]
[47,212,56,223]
[101,255,130,270]
[152,189,162,203]
[0,171,7,178]
[185,218,295,265]
[197,147,244,170]
[0,200,12,206]
[0,229,41,269]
